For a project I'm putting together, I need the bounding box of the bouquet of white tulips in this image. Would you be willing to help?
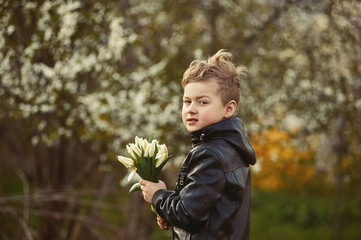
[118,136,171,193]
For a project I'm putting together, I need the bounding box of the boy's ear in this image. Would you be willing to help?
[224,100,237,118]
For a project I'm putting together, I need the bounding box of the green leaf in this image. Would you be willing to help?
[132,154,146,179]
[154,155,171,179]
[133,160,146,179]
[149,133,154,142]
[129,182,142,193]
[133,151,147,176]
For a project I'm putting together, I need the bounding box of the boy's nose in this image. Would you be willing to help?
[187,103,197,113]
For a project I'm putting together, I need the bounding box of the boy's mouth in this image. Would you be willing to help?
[187,118,198,124]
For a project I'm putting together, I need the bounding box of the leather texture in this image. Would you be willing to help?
[153,117,256,240]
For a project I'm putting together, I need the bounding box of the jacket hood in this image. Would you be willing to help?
[190,116,257,165]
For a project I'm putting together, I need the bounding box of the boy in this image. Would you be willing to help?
[140,49,257,240]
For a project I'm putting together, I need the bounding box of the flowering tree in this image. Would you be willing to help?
[0,0,183,239]
[232,1,361,238]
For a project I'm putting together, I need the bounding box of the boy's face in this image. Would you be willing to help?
[182,79,234,132]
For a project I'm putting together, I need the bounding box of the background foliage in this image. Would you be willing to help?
[1,0,360,239]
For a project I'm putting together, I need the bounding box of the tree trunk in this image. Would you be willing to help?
[331,150,342,240]
[330,115,348,240]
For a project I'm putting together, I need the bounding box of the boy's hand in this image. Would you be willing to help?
[139,179,166,204]
[157,215,171,230]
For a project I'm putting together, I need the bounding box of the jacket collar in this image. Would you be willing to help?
[190,117,239,146]
[189,116,257,165]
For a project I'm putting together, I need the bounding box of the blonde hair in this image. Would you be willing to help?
[182,49,247,105]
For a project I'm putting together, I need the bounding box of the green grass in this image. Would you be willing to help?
[152,226,173,240]
[250,189,361,240]
[251,209,331,240]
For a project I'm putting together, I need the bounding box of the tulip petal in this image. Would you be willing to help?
[155,153,166,168]
[118,155,136,170]
[128,170,137,181]
[135,136,142,148]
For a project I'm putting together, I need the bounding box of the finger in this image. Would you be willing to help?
[158,222,167,230]
[157,217,163,223]
[139,179,145,185]
[142,191,146,200]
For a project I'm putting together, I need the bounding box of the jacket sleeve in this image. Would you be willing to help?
[152,147,225,233]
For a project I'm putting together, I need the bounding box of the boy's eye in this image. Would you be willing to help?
[199,101,208,105]
[183,100,191,104]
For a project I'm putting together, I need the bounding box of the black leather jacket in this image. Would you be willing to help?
[152,117,257,240]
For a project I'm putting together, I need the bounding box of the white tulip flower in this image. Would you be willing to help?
[135,136,149,151]
[117,156,136,170]
[144,142,154,158]
[135,136,143,148]
[155,144,168,167]
[126,143,142,160]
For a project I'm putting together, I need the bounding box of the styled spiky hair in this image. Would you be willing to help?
[182,49,247,105]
